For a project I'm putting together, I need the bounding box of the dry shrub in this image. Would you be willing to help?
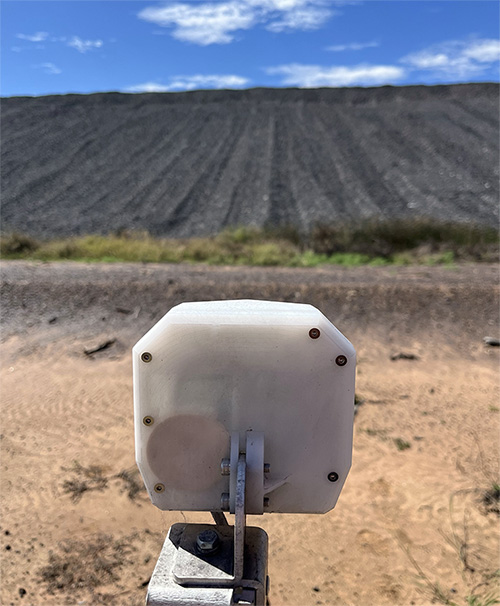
[0,232,40,255]
[310,218,499,260]
[61,461,108,503]
[39,534,135,593]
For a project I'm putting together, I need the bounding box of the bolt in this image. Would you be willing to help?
[220,458,230,476]
[221,493,230,511]
[327,472,339,482]
[141,352,152,363]
[154,483,165,493]
[309,328,320,339]
[335,355,347,366]
[143,416,154,426]
[264,463,270,474]
[196,529,220,554]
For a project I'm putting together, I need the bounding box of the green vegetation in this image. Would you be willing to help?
[394,437,411,451]
[1,218,498,266]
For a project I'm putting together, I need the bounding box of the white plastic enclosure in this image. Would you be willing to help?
[133,300,356,514]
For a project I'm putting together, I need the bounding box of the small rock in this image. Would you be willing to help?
[19,588,26,598]
[48,317,57,324]
[483,337,500,347]
[313,587,320,592]
[391,352,419,361]
[5,545,11,550]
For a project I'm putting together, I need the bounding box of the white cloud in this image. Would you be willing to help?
[138,3,256,45]
[17,31,48,42]
[168,74,250,90]
[68,36,103,53]
[34,62,62,75]
[266,5,334,32]
[126,82,171,93]
[266,63,405,87]
[138,0,333,45]
[127,74,250,93]
[326,40,379,52]
[402,38,500,79]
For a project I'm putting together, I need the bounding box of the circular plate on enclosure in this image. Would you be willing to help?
[133,300,356,514]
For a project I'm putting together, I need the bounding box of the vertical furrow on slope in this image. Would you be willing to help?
[451,98,499,130]
[72,108,205,227]
[338,105,443,218]
[153,108,252,236]
[265,106,301,228]
[3,108,158,220]
[155,108,248,235]
[393,104,499,222]
[288,101,372,227]
[98,107,224,233]
[220,104,276,228]
[314,103,404,218]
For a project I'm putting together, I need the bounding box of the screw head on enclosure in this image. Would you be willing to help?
[309,328,320,339]
[335,355,347,366]
[327,472,339,482]
[141,352,152,363]
[143,416,154,426]
[154,483,165,493]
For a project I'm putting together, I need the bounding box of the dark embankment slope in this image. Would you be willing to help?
[1,84,498,238]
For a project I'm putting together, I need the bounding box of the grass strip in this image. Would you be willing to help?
[1,219,498,267]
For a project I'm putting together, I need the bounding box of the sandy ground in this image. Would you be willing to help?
[1,261,499,606]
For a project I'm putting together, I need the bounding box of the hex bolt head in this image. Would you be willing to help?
[220,458,230,476]
[335,355,347,366]
[196,529,220,554]
[309,328,321,339]
[327,472,339,482]
[141,352,152,363]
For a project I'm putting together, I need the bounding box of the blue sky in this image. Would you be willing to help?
[1,1,499,96]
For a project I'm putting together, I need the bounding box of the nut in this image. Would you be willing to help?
[196,529,220,554]
[220,458,230,476]
[221,493,230,511]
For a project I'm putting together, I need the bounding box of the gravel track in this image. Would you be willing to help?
[1,84,498,238]
[1,261,498,355]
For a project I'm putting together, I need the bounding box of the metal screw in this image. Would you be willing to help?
[221,458,230,476]
[196,529,220,554]
[264,463,270,474]
[154,483,165,492]
[143,416,154,426]
[221,493,230,511]
[335,355,347,366]
[309,328,320,339]
[141,352,152,363]
[327,472,339,482]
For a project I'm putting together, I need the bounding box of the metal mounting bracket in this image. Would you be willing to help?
[146,438,269,605]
